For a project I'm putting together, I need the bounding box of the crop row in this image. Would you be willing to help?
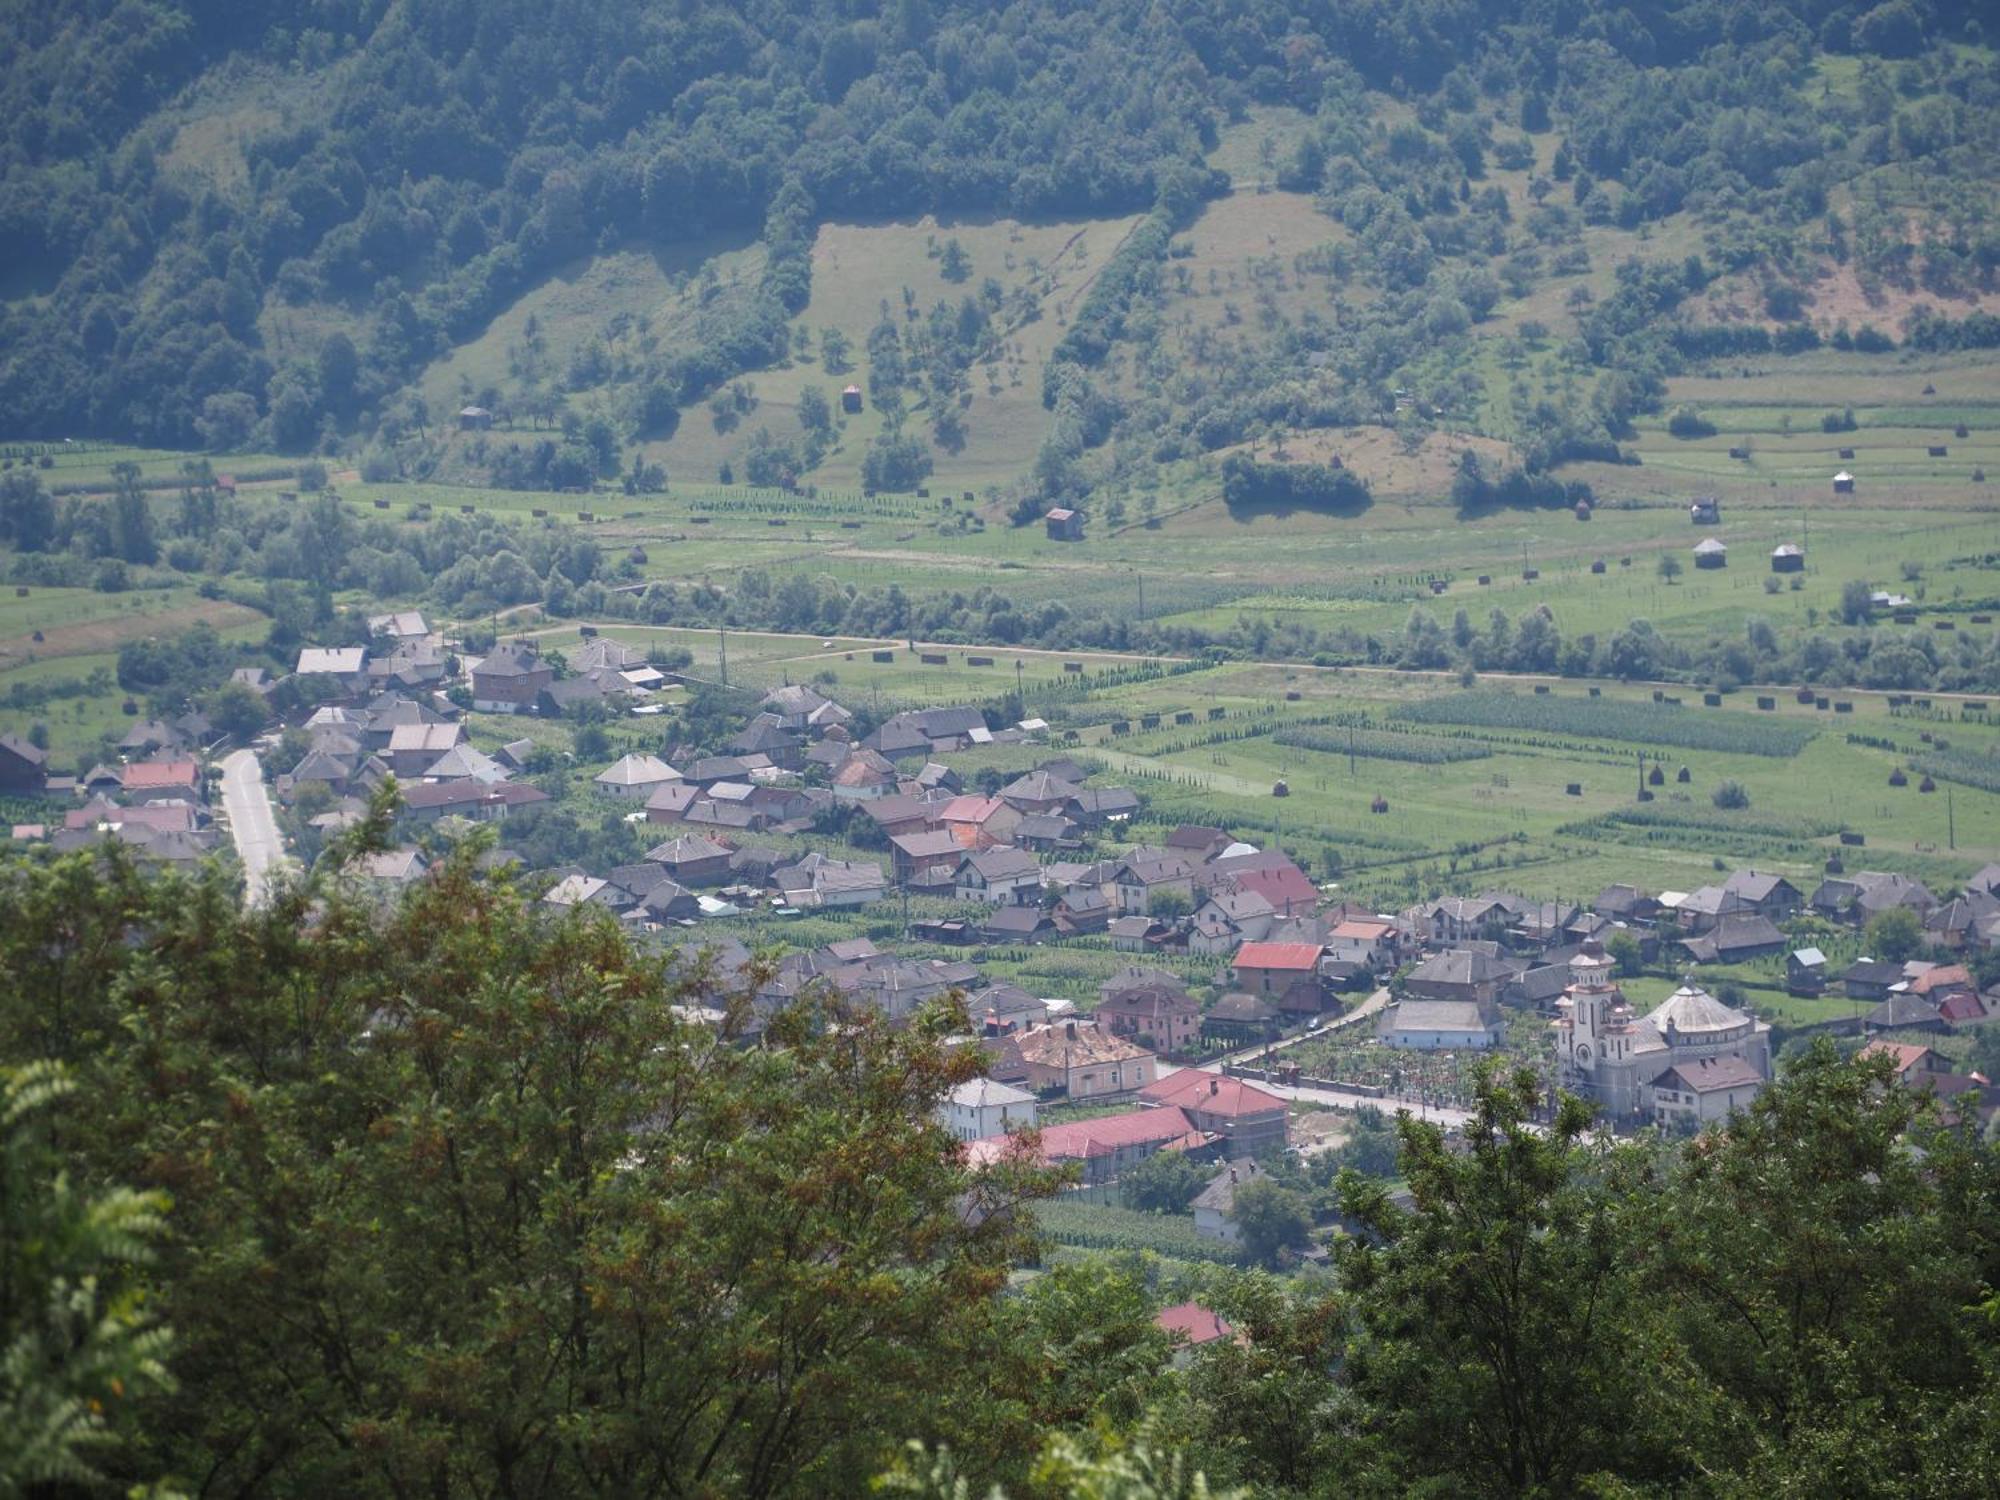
[1273,724,1493,764]
[1393,690,1819,757]
[1911,748,2000,794]
[1031,1200,1247,1266]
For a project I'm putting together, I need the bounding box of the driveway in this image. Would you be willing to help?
[219,749,292,906]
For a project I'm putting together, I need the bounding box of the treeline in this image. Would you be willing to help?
[3,840,1997,1498]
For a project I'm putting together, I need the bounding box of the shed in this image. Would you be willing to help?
[1832,470,1855,494]
[458,405,493,431]
[1770,543,1804,573]
[841,385,863,414]
[1689,496,1719,524]
[1693,537,1727,569]
[1044,507,1083,541]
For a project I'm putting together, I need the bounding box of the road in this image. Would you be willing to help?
[219,749,292,907]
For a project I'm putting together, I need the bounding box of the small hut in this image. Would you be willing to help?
[1770,543,1805,574]
[1693,537,1728,569]
[458,405,493,431]
[841,385,864,414]
[1832,470,1855,494]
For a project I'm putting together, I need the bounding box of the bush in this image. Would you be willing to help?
[1667,407,1716,438]
[1711,780,1750,809]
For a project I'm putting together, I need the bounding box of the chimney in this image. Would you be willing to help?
[1065,1020,1077,1039]
[983,1010,999,1038]
[1210,1078,1220,1095]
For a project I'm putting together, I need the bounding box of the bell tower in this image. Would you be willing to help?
[1566,942,1619,1075]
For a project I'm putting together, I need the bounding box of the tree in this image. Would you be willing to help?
[0,471,55,552]
[1863,904,1921,962]
[1658,554,1683,584]
[1119,1149,1210,1214]
[203,681,270,741]
[108,462,157,565]
[0,1062,176,1497]
[1335,1068,1672,1494]
[1227,1178,1311,1268]
[1606,929,1645,979]
[1712,779,1750,809]
[797,384,833,438]
[1841,579,1875,624]
[1146,887,1192,921]
[0,834,1055,1497]
[820,327,852,375]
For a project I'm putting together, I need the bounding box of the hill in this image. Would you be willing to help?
[3,2,1996,517]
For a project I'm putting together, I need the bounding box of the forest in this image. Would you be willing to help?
[1,824,1996,1498]
[1,0,1995,489]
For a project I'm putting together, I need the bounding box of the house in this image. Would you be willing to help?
[955,846,1043,905]
[1013,1020,1155,1101]
[1812,871,1935,924]
[1924,892,2000,952]
[630,879,700,924]
[643,782,701,824]
[1013,812,1082,852]
[1191,1159,1265,1242]
[1722,870,1803,921]
[645,835,735,887]
[120,760,202,804]
[891,829,964,884]
[1405,947,1515,1006]
[1326,916,1398,969]
[1505,961,1575,1012]
[1232,941,1322,996]
[543,874,634,912]
[1693,537,1727,569]
[831,749,899,801]
[1840,959,1906,1001]
[594,753,682,800]
[1053,882,1114,935]
[1410,892,1518,945]
[1141,1071,1290,1154]
[1675,884,1753,932]
[1651,1056,1766,1127]
[1770,543,1805,574]
[1113,851,1197,915]
[1205,849,1318,915]
[1164,825,1234,864]
[1044,506,1083,541]
[470,643,553,714]
[1864,993,1947,1034]
[1096,975,1201,1052]
[416,743,506,784]
[296,646,369,685]
[353,848,428,886]
[1201,991,1281,1046]
[973,1107,1207,1185]
[398,781,549,823]
[979,905,1058,945]
[761,682,852,732]
[1593,883,1662,925]
[538,676,608,718]
[938,1079,1038,1142]
[367,610,431,642]
[1107,914,1162,951]
[1680,913,1787,964]
[386,723,465,777]
[1154,1302,1239,1365]
[999,770,1081,815]
[1187,889,1278,956]
[936,794,1023,848]
[1069,785,1141,826]
[774,852,887,908]
[1378,998,1506,1051]
[1689,496,1720,523]
[0,734,48,795]
[1786,947,1828,995]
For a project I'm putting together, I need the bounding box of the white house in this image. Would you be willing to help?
[1190,1158,1264,1243]
[938,1078,1039,1142]
[594,753,683,800]
[1377,998,1505,1051]
[955,846,1043,905]
[1326,916,1398,969]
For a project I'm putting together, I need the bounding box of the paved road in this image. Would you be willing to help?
[219,749,291,906]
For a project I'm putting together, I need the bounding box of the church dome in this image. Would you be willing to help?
[1643,982,1751,1037]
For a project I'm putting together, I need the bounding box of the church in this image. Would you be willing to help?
[1555,943,1772,1126]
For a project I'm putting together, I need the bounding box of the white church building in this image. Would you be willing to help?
[1555,943,1772,1126]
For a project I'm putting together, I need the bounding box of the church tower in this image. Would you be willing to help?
[1563,942,1625,1078]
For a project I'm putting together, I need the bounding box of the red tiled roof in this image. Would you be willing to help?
[1232,941,1322,971]
[938,795,1007,823]
[1331,918,1394,940]
[120,760,198,790]
[1909,964,1972,996]
[1140,1070,1287,1118]
[1036,1107,1208,1161]
[1856,1040,1936,1077]
[1155,1301,1234,1345]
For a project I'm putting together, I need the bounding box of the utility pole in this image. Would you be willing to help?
[1947,785,1956,850]
[717,626,728,687]
[1136,571,1145,619]
[1014,658,1024,713]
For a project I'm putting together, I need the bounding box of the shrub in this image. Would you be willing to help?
[1711,779,1750,809]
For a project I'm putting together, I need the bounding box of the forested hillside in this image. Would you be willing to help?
[3,1,1995,506]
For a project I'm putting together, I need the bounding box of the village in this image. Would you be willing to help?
[7,609,1997,1276]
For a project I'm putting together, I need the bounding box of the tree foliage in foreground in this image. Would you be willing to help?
[0,819,1057,1498]
[1,826,1998,1498]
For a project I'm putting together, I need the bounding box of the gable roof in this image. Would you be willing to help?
[1233,940,1321,971]
[1140,1070,1286,1117]
[1653,1056,1764,1094]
